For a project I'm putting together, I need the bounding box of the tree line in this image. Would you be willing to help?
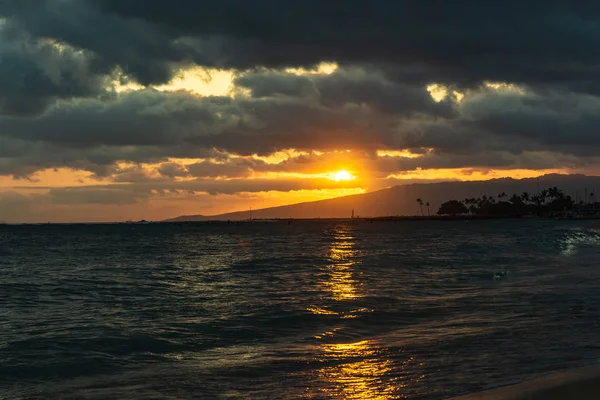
[422,186,597,216]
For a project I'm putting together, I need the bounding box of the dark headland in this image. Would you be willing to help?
[165,174,600,222]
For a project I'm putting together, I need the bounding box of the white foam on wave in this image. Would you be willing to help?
[560,229,600,256]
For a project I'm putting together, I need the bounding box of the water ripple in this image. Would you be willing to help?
[2,220,600,399]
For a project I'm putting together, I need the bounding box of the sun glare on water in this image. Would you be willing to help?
[332,170,354,181]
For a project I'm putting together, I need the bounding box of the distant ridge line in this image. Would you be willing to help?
[164,174,600,222]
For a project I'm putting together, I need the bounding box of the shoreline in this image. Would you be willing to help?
[448,364,600,399]
[4,215,594,225]
[165,215,582,223]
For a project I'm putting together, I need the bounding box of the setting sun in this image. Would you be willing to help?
[332,170,354,181]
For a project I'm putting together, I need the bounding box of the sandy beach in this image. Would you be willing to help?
[449,365,600,399]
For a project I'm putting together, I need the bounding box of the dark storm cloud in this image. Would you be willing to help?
[0,84,401,160]
[186,158,264,179]
[63,1,600,92]
[0,24,108,115]
[3,0,600,183]
[2,0,600,91]
[390,84,600,159]
[234,73,318,99]
[314,71,455,117]
[377,151,588,174]
[461,89,600,147]
[235,69,455,117]
[0,135,222,179]
[0,0,183,85]
[0,90,231,147]
[2,79,600,179]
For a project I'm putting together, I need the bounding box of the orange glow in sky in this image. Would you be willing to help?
[0,137,576,223]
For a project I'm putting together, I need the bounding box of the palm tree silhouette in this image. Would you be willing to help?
[416,198,424,216]
[426,202,430,216]
[548,186,563,201]
[540,189,549,205]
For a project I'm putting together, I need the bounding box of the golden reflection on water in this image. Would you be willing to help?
[323,224,361,302]
[303,225,413,399]
[307,224,366,317]
[311,340,411,399]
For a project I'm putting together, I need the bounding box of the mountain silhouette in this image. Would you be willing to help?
[165,174,600,221]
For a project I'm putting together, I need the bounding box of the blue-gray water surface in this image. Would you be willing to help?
[2,220,600,399]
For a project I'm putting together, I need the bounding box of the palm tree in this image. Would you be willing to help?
[548,186,563,201]
[540,189,549,205]
[521,192,530,204]
[416,198,424,216]
[426,202,431,216]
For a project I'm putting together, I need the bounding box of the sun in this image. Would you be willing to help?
[332,170,353,181]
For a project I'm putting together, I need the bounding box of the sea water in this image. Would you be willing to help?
[2,220,600,399]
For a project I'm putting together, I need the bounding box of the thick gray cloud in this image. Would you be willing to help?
[376,151,589,175]
[235,70,455,117]
[157,162,190,178]
[0,90,231,147]
[0,74,408,162]
[0,0,182,85]
[2,76,600,180]
[186,159,261,179]
[33,177,364,199]
[0,23,109,115]
[235,73,318,99]
[3,0,600,91]
[6,1,595,91]
[2,0,600,192]
[461,89,600,147]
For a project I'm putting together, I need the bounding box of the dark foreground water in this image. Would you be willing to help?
[2,220,600,399]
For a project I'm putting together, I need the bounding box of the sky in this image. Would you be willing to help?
[2,1,600,222]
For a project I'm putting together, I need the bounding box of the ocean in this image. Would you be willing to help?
[2,220,600,399]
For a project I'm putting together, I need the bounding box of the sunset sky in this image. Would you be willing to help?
[1,1,600,222]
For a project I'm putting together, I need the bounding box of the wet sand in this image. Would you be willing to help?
[449,365,600,399]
